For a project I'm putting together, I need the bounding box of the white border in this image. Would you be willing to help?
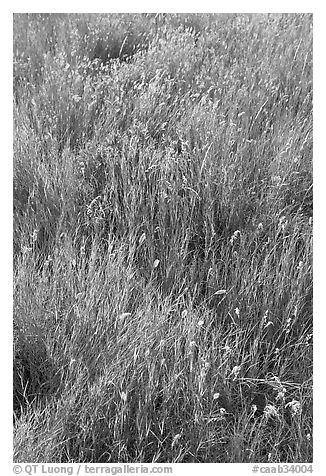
[9,1,315,14]
[2,4,325,474]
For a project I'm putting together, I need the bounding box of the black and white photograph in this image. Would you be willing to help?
[12,8,314,468]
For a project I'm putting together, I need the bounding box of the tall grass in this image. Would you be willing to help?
[13,13,313,463]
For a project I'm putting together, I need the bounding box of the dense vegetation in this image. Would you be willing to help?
[13,13,313,463]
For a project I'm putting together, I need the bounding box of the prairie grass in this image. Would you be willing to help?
[13,13,313,463]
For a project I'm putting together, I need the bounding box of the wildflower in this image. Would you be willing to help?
[189,341,196,349]
[197,320,204,327]
[262,310,269,324]
[276,388,286,402]
[272,375,282,385]
[200,367,207,380]
[275,347,280,355]
[257,222,264,231]
[251,404,257,415]
[234,307,240,317]
[181,309,188,319]
[171,433,181,449]
[44,255,52,265]
[219,408,226,415]
[224,345,231,353]
[306,433,312,441]
[31,228,39,243]
[305,333,313,345]
[153,259,160,269]
[231,365,241,379]
[120,391,128,402]
[278,216,288,231]
[230,230,241,245]
[263,311,274,329]
[297,261,303,271]
[78,160,85,173]
[285,400,302,416]
[263,404,280,420]
[285,317,292,334]
[213,392,220,400]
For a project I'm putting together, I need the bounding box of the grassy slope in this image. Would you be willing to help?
[13,13,313,463]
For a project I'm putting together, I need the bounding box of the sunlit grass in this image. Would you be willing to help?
[13,13,312,463]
